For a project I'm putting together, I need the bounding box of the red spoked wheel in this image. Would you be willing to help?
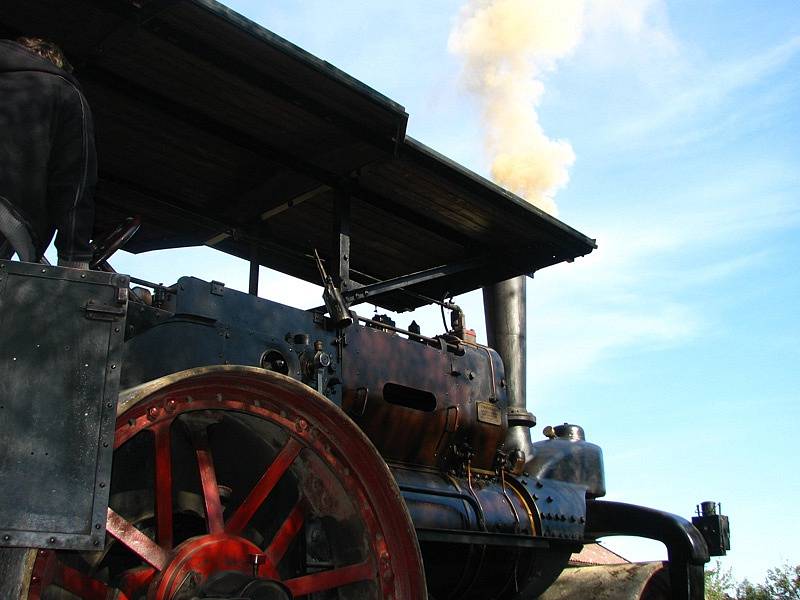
[25,366,426,600]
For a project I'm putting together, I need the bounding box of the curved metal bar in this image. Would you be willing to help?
[585,500,709,600]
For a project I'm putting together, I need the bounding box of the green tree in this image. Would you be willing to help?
[735,564,800,600]
[736,580,770,600]
[706,561,734,600]
[762,563,800,599]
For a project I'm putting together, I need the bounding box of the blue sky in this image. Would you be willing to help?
[104,0,799,585]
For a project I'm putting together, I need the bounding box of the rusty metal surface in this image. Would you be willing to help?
[539,562,671,600]
[0,260,128,551]
[341,322,507,470]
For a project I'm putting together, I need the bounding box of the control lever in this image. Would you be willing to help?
[313,249,353,328]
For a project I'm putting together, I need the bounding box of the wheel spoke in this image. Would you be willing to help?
[284,561,374,596]
[58,563,116,600]
[106,508,168,571]
[226,437,303,535]
[260,501,305,577]
[118,566,156,598]
[153,421,173,549]
[190,427,225,534]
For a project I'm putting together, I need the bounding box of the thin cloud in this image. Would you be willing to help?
[612,35,800,142]
[526,162,798,397]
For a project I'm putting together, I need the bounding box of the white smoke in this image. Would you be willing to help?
[449,0,667,215]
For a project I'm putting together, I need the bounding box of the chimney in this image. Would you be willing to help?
[483,275,536,462]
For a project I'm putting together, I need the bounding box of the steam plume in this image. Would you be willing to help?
[449,0,584,215]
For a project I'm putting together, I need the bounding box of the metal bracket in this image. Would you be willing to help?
[343,256,487,305]
[211,280,225,296]
[84,298,126,321]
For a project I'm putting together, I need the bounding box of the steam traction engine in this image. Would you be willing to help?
[0,1,729,598]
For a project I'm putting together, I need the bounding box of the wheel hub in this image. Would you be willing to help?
[193,570,293,600]
[153,534,289,599]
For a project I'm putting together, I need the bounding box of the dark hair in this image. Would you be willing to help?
[16,37,73,72]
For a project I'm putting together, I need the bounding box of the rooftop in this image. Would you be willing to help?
[1,0,596,311]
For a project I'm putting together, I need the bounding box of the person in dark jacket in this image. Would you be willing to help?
[0,37,96,269]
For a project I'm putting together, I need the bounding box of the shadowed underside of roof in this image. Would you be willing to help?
[0,0,596,311]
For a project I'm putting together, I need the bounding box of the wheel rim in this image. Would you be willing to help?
[27,367,426,600]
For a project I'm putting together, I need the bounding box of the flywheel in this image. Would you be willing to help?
[22,366,426,600]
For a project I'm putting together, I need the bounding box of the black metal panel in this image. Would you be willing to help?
[0,261,128,550]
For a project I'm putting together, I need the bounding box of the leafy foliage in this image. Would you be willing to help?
[705,562,800,600]
[706,561,735,600]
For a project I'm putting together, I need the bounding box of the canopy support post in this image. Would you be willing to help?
[249,242,259,296]
[332,190,351,293]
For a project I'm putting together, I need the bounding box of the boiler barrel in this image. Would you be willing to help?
[391,466,577,599]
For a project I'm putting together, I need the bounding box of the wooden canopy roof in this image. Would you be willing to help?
[1,0,596,311]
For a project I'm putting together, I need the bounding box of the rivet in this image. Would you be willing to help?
[93,539,100,546]
[546,496,553,503]
[110,364,117,369]
[2,534,10,541]
[95,524,101,529]
[49,537,56,544]
[99,482,105,488]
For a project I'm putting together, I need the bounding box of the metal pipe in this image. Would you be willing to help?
[483,275,536,462]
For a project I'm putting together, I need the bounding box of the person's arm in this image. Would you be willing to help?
[48,82,96,268]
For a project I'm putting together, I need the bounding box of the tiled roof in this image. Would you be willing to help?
[569,543,629,566]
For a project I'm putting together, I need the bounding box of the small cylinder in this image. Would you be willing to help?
[700,501,717,516]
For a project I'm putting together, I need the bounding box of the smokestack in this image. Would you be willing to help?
[483,275,536,462]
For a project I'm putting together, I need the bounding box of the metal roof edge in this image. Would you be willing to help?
[402,136,598,253]
[190,0,409,120]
